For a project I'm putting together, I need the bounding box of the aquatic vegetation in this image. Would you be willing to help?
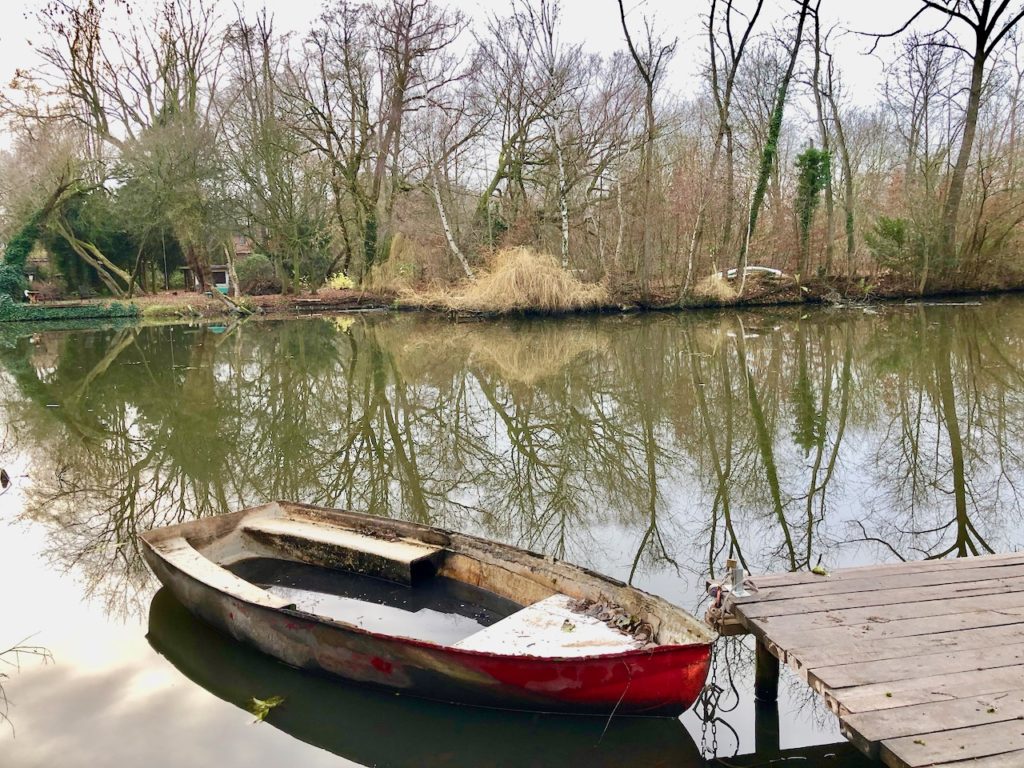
[248,695,285,723]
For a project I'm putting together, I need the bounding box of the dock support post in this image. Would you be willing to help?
[754,640,779,702]
[754,699,781,755]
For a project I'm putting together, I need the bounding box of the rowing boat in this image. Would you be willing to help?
[139,501,714,716]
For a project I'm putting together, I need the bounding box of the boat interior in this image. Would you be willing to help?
[142,501,715,655]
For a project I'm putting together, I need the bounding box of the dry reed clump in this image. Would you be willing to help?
[461,323,608,386]
[406,247,608,314]
[692,273,737,303]
[364,233,420,293]
[376,318,608,387]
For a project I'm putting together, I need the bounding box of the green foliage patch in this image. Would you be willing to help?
[0,265,27,302]
[0,295,140,324]
[236,254,281,295]
[1,213,44,300]
[865,216,946,274]
[795,147,831,255]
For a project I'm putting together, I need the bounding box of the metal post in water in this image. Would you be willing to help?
[726,557,748,598]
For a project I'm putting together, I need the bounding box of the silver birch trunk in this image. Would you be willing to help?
[553,118,570,270]
[430,168,473,279]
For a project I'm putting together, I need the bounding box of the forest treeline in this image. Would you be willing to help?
[2,0,1024,306]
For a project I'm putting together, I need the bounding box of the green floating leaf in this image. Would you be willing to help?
[249,695,285,723]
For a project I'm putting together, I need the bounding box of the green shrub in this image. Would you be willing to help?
[865,216,944,274]
[0,264,27,301]
[236,254,281,295]
[167,269,185,290]
[3,215,42,270]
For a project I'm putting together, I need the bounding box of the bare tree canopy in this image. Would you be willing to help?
[0,0,1023,307]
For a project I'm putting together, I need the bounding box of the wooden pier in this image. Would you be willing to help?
[723,552,1024,767]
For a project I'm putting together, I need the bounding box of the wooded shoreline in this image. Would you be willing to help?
[1,275,1015,324]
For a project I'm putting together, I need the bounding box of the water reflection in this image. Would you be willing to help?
[6,304,1023,608]
[147,588,702,767]
[3,301,1023,763]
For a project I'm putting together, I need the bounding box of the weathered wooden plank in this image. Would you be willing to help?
[829,666,1024,716]
[738,562,1024,604]
[736,553,1024,768]
[735,591,1024,636]
[840,690,1024,758]
[787,623,1024,671]
[929,750,1024,767]
[763,606,1024,653]
[734,575,1024,620]
[810,642,1024,692]
[751,552,1024,590]
[881,721,1024,767]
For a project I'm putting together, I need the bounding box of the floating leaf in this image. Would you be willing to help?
[249,695,285,723]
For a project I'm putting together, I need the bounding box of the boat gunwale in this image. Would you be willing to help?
[139,500,716,661]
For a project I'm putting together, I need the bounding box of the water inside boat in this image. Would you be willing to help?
[228,557,523,646]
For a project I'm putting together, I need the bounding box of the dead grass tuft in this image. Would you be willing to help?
[377,318,609,388]
[364,233,420,293]
[405,247,608,314]
[692,273,737,303]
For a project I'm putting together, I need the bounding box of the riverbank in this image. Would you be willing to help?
[0,271,1019,324]
[0,288,396,324]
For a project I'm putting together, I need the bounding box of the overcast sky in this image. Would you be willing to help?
[0,0,920,111]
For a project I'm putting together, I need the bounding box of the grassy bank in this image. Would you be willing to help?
[0,296,140,323]
[0,289,394,324]
[4,252,1021,325]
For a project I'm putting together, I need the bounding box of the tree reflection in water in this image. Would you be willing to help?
[3,301,1024,621]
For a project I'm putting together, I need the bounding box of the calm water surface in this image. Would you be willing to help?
[6,298,1022,766]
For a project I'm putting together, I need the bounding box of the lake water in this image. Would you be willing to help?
[4,298,1022,766]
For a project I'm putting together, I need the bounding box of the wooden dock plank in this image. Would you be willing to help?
[810,640,1024,691]
[881,721,1024,767]
[764,606,1024,652]
[750,552,1024,589]
[789,623,1024,671]
[726,552,1024,768]
[841,689,1024,758]
[736,575,1024,619]
[737,591,1024,636]
[930,751,1024,767]
[740,562,1024,603]
[829,666,1024,715]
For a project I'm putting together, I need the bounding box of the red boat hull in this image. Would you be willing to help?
[143,545,712,716]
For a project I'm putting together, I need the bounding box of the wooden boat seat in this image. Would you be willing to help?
[453,594,644,658]
[154,537,292,609]
[242,515,445,585]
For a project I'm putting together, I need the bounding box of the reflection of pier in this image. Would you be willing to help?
[722,554,1024,767]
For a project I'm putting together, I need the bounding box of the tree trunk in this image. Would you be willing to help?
[224,243,241,298]
[552,118,570,270]
[826,87,856,275]
[737,0,810,284]
[812,10,835,276]
[430,168,473,279]
[941,46,986,262]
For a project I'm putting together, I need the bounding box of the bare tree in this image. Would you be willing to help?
[871,1,1024,261]
[616,0,677,298]
[686,0,765,293]
[737,0,811,293]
